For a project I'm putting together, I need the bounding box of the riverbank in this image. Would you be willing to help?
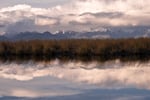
[0,38,150,62]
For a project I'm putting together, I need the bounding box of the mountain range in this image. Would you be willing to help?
[1,26,150,41]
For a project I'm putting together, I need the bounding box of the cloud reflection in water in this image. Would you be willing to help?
[0,60,150,98]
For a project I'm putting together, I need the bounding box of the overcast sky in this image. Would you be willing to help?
[0,0,72,8]
[0,0,150,35]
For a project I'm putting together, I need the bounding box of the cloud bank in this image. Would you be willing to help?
[0,0,150,34]
[0,60,150,90]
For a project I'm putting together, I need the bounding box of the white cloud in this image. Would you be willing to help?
[10,88,78,97]
[35,17,58,26]
[0,60,150,90]
[0,0,150,34]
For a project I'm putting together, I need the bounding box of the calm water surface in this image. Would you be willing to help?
[0,59,150,100]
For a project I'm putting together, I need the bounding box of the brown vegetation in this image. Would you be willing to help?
[0,38,150,61]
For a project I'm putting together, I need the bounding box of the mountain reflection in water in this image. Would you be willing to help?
[0,59,150,100]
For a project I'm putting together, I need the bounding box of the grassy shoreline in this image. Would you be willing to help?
[0,38,150,61]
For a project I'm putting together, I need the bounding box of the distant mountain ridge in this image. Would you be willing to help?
[1,26,150,41]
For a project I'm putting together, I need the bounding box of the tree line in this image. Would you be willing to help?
[0,38,150,61]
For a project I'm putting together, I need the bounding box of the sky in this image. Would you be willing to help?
[0,0,72,8]
[0,0,150,35]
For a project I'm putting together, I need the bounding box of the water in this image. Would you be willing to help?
[0,59,150,100]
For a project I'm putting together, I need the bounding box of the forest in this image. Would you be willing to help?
[0,38,150,61]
